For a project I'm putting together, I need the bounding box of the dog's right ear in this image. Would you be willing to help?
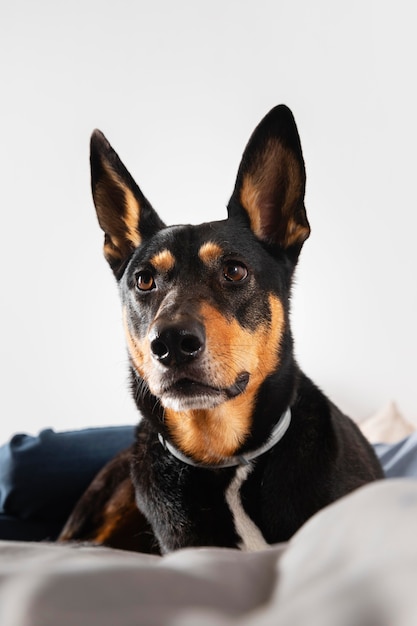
[90,130,165,276]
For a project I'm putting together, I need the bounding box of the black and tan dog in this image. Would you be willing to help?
[60,105,383,554]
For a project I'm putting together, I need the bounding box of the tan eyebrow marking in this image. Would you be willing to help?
[150,249,176,272]
[198,242,223,265]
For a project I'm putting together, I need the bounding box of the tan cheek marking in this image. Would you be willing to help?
[198,242,223,265]
[164,295,285,463]
[150,249,175,273]
[122,306,148,377]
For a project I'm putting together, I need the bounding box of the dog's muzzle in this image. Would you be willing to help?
[157,371,250,411]
[148,316,250,410]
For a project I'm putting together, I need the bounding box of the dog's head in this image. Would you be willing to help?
[90,105,310,463]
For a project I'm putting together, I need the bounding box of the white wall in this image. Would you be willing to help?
[1,0,416,443]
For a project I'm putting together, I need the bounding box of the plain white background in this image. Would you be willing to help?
[0,0,416,443]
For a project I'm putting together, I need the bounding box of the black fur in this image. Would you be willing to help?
[60,105,383,554]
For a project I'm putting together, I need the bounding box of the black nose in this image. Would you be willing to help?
[150,319,205,366]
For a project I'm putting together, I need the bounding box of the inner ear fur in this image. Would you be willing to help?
[90,130,164,275]
[228,105,310,257]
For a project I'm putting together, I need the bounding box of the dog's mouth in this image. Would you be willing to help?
[159,372,250,411]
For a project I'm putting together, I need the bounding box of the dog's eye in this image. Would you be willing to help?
[136,270,155,291]
[223,262,248,282]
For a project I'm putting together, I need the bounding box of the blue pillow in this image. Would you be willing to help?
[374,432,417,479]
[0,426,135,523]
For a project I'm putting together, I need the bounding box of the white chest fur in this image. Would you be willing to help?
[225,463,268,551]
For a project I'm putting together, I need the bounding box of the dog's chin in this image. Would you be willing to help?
[156,372,250,413]
[161,392,226,412]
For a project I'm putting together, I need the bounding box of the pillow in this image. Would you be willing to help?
[0,426,135,523]
[359,402,416,444]
[374,432,417,479]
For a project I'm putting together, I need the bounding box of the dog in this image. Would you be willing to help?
[60,105,383,554]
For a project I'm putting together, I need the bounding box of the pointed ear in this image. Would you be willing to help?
[228,105,310,260]
[90,130,165,276]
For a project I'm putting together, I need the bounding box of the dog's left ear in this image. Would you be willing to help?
[228,105,310,260]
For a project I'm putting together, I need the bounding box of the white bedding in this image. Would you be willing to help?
[1,479,417,625]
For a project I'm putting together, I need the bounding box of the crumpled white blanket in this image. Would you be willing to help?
[0,478,416,626]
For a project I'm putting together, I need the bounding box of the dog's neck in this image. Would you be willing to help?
[161,389,261,464]
[159,407,291,469]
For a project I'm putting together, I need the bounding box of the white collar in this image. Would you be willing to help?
[158,408,291,469]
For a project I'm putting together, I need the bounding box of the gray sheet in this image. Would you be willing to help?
[0,479,416,625]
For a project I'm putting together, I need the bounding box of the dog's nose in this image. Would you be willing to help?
[150,319,205,366]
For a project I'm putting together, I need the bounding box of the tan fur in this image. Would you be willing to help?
[284,216,310,248]
[103,241,124,263]
[123,293,285,464]
[164,295,285,463]
[123,186,142,249]
[239,181,263,238]
[93,479,138,544]
[150,249,176,273]
[123,306,147,377]
[95,160,142,264]
[198,241,223,265]
[239,139,309,248]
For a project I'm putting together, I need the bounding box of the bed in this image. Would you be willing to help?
[1,404,416,625]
